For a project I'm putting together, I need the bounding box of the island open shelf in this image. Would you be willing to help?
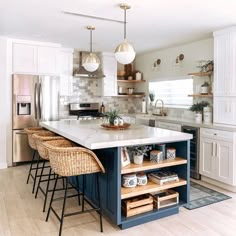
[121,157,187,174]
[121,178,187,199]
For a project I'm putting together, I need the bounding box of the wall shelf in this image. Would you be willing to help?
[121,157,187,174]
[114,94,145,98]
[121,178,187,199]
[188,72,212,76]
[188,94,213,98]
[117,80,146,83]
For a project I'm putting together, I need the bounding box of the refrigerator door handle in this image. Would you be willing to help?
[38,83,42,119]
[15,130,27,135]
[34,83,38,119]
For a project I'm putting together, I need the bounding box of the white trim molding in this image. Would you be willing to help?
[0,163,8,169]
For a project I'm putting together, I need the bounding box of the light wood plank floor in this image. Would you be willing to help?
[0,165,236,236]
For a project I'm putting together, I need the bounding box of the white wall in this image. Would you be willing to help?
[135,38,214,117]
[0,38,8,168]
[135,38,213,81]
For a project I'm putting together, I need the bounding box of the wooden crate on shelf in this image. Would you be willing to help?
[122,194,153,217]
[150,189,179,210]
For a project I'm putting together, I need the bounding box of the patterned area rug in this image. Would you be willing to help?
[184,181,231,210]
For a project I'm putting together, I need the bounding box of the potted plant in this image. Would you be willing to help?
[200,60,214,72]
[190,101,210,122]
[128,145,152,164]
[200,81,209,94]
[105,109,121,125]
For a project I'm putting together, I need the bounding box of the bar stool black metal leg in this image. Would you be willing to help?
[75,176,81,206]
[59,177,69,236]
[82,175,85,212]
[32,153,40,194]
[26,150,36,184]
[96,174,103,232]
[46,174,58,222]
[35,159,46,199]
[43,167,52,212]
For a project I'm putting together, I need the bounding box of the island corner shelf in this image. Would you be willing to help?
[121,157,187,174]
[121,178,187,199]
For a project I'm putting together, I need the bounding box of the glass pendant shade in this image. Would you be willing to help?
[114,3,136,65]
[82,26,100,72]
[114,39,136,64]
[82,52,100,72]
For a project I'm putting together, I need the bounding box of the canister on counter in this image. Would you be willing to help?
[166,147,176,160]
[150,150,163,163]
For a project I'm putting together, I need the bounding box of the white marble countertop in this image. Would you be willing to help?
[133,114,236,131]
[40,120,192,150]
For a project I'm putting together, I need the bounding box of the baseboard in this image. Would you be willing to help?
[0,162,8,169]
[201,176,236,193]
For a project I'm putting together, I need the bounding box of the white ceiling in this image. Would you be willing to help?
[1,0,236,54]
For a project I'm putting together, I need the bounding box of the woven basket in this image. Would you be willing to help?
[26,130,54,150]
[33,133,64,160]
[43,140,105,177]
[24,127,45,134]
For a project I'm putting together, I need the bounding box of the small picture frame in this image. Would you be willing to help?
[121,147,130,167]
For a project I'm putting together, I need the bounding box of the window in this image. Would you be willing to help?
[149,78,193,108]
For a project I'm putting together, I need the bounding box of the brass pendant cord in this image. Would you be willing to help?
[90,28,93,53]
[124,8,126,40]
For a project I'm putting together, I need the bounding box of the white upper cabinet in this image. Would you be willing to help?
[12,43,37,74]
[56,48,74,96]
[11,40,60,75]
[37,46,58,75]
[100,52,117,97]
[214,96,236,125]
[214,27,236,96]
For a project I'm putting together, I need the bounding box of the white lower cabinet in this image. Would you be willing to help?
[156,121,182,132]
[200,128,235,185]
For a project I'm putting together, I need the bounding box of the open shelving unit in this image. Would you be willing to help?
[188,94,213,98]
[121,178,187,199]
[188,71,213,97]
[121,157,187,174]
[116,76,146,98]
[119,140,190,229]
[188,71,212,76]
[114,94,145,98]
[117,79,146,83]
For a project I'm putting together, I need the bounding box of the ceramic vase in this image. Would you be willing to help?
[133,154,144,165]
[195,112,202,123]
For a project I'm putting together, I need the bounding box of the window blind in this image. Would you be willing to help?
[149,78,193,108]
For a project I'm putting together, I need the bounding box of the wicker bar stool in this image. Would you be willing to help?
[44,140,105,236]
[32,132,64,212]
[25,127,45,187]
[25,128,56,193]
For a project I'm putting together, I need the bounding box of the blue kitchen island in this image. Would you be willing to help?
[41,120,192,229]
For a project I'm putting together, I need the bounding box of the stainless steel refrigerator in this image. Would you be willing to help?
[12,74,60,164]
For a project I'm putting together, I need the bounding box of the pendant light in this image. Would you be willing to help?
[114,3,136,65]
[82,26,100,72]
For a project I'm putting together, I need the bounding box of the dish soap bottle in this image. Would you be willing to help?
[100,102,105,113]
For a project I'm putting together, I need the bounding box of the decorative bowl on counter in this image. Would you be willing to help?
[101,123,130,130]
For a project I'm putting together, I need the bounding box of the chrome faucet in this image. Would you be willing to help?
[153,99,165,116]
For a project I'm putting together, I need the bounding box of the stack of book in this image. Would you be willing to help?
[148,171,179,185]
